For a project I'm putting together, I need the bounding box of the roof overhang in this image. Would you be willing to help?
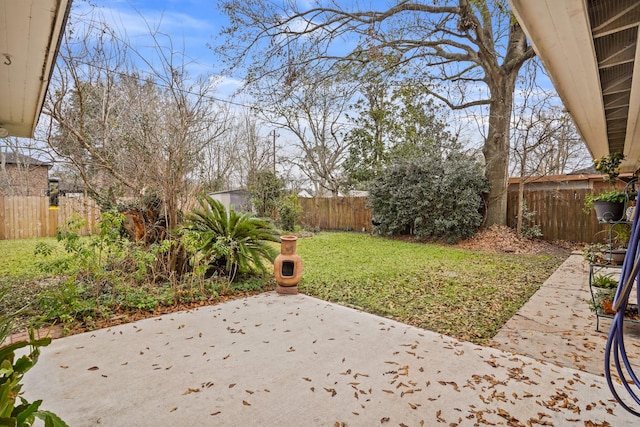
[0,0,71,138]
[509,0,640,173]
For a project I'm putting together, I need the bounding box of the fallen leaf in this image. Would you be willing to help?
[324,387,337,397]
[87,366,99,371]
[242,400,251,406]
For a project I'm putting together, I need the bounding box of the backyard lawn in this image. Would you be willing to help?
[296,233,566,344]
[1,232,567,345]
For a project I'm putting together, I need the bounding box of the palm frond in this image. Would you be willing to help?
[183,195,280,280]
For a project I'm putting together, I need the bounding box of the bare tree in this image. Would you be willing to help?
[44,11,229,231]
[255,70,354,196]
[217,0,535,225]
[235,109,275,188]
[510,63,590,233]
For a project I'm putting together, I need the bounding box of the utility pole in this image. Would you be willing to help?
[272,130,277,173]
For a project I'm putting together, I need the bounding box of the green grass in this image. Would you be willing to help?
[0,237,73,332]
[0,237,64,282]
[1,232,566,345]
[296,232,565,344]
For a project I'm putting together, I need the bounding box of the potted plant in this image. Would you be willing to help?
[607,223,631,264]
[582,243,608,264]
[585,190,627,222]
[590,274,618,315]
[585,152,627,222]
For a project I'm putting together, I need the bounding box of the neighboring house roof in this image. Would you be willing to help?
[568,166,598,175]
[347,190,369,197]
[208,189,249,195]
[1,152,52,168]
[0,0,72,138]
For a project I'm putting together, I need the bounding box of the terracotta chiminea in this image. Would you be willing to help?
[274,235,303,294]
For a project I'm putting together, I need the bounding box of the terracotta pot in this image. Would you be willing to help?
[274,235,303,293]
[602,300,617,315]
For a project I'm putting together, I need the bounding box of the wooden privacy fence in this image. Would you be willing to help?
[298,196,373,232]
[506,188,616,243]
[0,191,614,242]
[0,196,101,240]
[298,190,611,243]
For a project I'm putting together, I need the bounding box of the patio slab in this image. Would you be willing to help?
[22,288,640,426]
[490,253,640,377]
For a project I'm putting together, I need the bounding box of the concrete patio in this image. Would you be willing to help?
[20,254,640,426]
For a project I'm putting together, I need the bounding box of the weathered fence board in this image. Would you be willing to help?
[506,189,618,243]
[0,196,100,240]
[298,197,372,232]
[0,190,619,243]
[299,190,612,243]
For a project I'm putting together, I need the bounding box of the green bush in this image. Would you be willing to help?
[585,189,627,209]
[278,195,301,232]
[38,280,105,330]
[184,195,280,281]
[369,150,488,243]
[248,169,283,218]
[520,200,542,239]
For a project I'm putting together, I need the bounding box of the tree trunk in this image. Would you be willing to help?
[483,74,517,227]
[517,177,525,234]
[516,147,527,234]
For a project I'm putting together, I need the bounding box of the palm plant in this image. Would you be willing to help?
[184,195,280,282]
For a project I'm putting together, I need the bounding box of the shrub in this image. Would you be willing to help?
[184,195,280,281]
[278,195,302,232]
[248,169,284,218]
[520,200,542,239]
[369,150,488,243]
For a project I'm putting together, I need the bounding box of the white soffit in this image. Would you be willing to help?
[510,0,640,173]
[0,0,71,138]
[509,0,608,159]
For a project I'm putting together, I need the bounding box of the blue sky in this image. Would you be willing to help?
[74,0,239,92]
[67,1,566,154]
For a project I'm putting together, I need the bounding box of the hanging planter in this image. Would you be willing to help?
[274,235,303,294]
[593,200,625,222]
[585,190,627,222]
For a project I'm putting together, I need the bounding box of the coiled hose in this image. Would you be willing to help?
[605,198,640,416]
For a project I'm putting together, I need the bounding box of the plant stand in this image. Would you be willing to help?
[588,263,640,331]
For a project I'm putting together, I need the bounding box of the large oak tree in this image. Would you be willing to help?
[217,0,535,225]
